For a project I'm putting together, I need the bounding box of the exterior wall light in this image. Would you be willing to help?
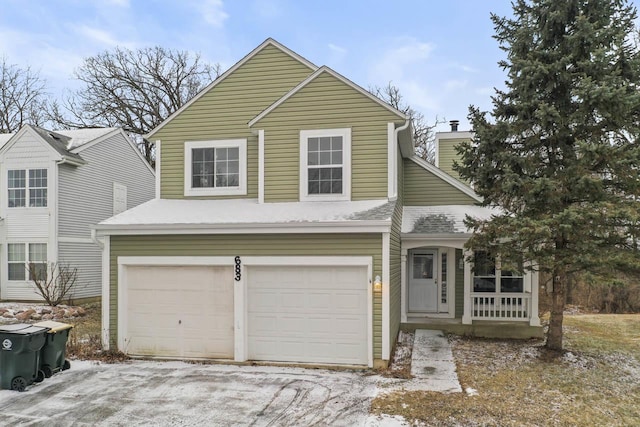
[374,275,382,292]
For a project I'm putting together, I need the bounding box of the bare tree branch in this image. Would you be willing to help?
[47,47,221,166]
[369,82,445,163]
[0,58,48,132]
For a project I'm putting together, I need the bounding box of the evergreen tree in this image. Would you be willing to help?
[455,0,640,350]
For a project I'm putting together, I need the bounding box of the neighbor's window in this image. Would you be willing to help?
[184,140,247,196]
[28,243,48,281]
[29,169,48,207]
[7,243,26,281]
[8,170,26,207]
[7,243,47,281]
[472,251,524,293]
[8,169,47,207]
[300,128,351,201]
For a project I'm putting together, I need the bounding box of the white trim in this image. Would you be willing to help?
[146,38,318,139]
[462,249,473,324]
[155,140,161,199]
[381,232,390,360]
[50,160,58,274]
[530,268,541,326]
[58,236,96,244]
[249,66,407,127]
[0,125,63,161]
[96,221,391,236]
[400,251,408,323]
[299,128,351,202]
[258,130,264,204]
[183,139,247,197]
[101,236,110,350]
[402,236,469,250]
[235,263,247,361]
[387,123,396,200]
[447,248,456,316]
[409,156,482,202]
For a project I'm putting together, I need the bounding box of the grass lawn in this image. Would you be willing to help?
[372,314,640,427]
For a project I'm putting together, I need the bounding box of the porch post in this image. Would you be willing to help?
[529,269,541,326]
[462,249,473,324]
[400,251,407,323]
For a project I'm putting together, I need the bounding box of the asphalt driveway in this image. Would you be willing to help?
[0,360,380,426]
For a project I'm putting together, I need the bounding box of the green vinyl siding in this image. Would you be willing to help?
[255,71,405,202]
[109,233,384,358]
[389,147,404,354]
[455,249,464,318]
[155,45,314,199]
[403,158,477,205]
[438,137,467,181]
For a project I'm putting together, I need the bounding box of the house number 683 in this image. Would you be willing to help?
[234,256,241,281]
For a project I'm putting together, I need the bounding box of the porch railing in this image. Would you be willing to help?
[471,293,531,321]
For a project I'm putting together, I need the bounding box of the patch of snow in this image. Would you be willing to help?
[402,205,500,234]
[56,128,119,149]
[98,198,391,226]
[0,132,14,147]
[465,387,479,396]
[365,413,410,426]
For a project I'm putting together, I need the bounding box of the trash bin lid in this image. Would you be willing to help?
[33,320,74,333]
[0,324,48,335]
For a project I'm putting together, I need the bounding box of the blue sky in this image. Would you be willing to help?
[0,0,621,131]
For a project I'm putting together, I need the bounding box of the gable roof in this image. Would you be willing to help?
[146,38,318,139]
[249,66,408,127]
[0,125,134,167]
[409,155,482,202]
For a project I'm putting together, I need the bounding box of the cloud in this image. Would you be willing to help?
[445,79,468,91]
[369,37,434,84]
[251,0,282,20]
[199,0,229,27]
[74,25,130,48]
[475,87,494,96]
[103,0,130,6]
[328,43,347,55]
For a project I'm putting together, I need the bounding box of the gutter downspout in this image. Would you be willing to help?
[91,228,104,249]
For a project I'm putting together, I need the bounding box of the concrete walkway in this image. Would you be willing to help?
[406,329,462,392]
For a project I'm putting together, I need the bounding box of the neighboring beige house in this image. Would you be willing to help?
[95,39,541,368]
[0,125,155,302]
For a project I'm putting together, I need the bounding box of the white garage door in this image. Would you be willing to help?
[247,265,368,365]
[125,265,234,359]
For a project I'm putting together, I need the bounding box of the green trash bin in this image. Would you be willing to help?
[34,321,73,378]
[0,324,49,392]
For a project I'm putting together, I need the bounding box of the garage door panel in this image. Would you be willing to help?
[125,265,234,359]
[248,265,368,365]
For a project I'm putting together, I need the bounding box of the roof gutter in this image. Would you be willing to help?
[57,156,86,167]
[395,119,413,158]
[94,220,392,236]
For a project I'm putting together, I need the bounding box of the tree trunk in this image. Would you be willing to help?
[547,273,566,350]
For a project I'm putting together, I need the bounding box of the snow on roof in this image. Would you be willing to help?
[0,133,14,148]
[56,128,118,149]
[402,205,499,234]
[98,198,393,228]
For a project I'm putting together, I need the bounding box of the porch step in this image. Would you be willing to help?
[407,329,461,393]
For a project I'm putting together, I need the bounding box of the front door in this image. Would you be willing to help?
[408,250,438,312]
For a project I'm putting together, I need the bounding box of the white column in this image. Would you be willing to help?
[381,232,390,361]
[529,269,541,326]
[400,251,407,323]
[234,261,248,361]
[101,235,110,350]
[258,130,265,204]
[462,249,473,324]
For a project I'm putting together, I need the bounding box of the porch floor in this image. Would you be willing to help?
[402,318,544,339]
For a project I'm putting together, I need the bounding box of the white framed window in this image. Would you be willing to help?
[8,168,48,207]
[7,243,47,281]
[300,128,351,201]
[184,139,247,196]
[472,251,524,293]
